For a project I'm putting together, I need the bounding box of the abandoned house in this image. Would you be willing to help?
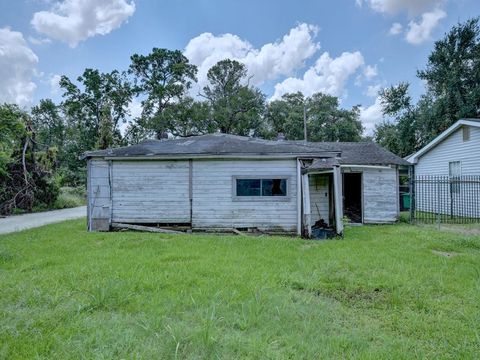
[83,133,409,236]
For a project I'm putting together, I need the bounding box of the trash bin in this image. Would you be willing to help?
[401,193,410,210]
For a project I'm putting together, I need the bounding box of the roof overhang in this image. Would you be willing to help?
[406,119,480,164]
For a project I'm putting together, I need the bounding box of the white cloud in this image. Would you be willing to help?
[363,64,378,80]
[389,22,403,35]
[0,28,38,105]
[365,84,382,97]
[358,0,444,16]
[31,0,135,47]
[359,96,384,134]
[272,51,365,100]
[184,23,320,91]
[28,36,52,45]
[49,74,62,94]
[405,8,446,44]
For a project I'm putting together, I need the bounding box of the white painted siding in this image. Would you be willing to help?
[88,160,111,230]
[309,174,330,225]
[416,126,480,175]
[414,126,480,217]
[360,167,399,223]
[192,159,297,232]
[111,161,190,223]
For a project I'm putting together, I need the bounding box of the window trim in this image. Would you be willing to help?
[232,175,292,202]
[463,126,470,141]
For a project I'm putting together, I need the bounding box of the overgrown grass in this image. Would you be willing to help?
[52,186,86,209]
[1,220,479,358]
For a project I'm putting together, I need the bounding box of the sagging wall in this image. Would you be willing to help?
[88,158,299,232]
[87,160,111,231]
[356,167,399,223]
[192,159,298,232]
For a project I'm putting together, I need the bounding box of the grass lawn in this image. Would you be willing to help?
[1,220,479,359]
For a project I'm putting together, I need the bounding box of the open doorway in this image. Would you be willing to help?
[343,172,362,223]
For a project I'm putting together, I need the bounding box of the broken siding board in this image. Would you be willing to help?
[361,167,398,223]
[88,160,111,231]
[111,161,190,223]
[192,159,297,231]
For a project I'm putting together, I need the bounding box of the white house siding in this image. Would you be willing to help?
[111,161,190,223]
[358,167,399,223]
[415,126,480,217]
[192,159,298,232]
[88,160,111,231]
[309,174,330,225]
[416,126,480,175]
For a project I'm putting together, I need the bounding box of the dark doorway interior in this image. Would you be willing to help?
[343,173,362,223]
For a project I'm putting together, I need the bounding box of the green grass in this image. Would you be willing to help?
[1,220,480,359]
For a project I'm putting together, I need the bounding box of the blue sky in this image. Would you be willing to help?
[0,0,478,132]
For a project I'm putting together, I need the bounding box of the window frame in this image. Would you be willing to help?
[232,175,291,202]
[463,126,470,141]
[449,161,462,193]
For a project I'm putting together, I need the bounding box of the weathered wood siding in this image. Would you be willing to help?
[309,174,330,225]
[416,126,480,175]
[358,167,399,223]
[88,160,111,231]
[192,159,297,232]
[111,161,190,223]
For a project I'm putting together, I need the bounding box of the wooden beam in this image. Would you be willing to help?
[112,222,183,234]
[302,173,311,238]
[296,159,302,236]
[333,165,344,235]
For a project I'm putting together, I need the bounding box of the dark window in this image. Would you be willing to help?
[463,126,470,141]
[236,178,287,197]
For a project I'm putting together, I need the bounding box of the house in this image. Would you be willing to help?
[83,134,408,237]
[406,118,480,219]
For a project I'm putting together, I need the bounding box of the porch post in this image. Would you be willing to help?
[302,173,312,238]
[296,159,302,236]
[333,165,344,235]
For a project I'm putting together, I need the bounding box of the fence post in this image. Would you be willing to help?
[409,165,415,224]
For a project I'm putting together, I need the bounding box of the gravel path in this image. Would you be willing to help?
[0,206,86,235]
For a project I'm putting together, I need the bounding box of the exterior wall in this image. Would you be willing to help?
[344,167,399,223]
[192,159,298,232]
[414,126,480,217]
[309,174,330,225]
[111,161,190,223]
[88,160,111,231]
[415,126,480,175]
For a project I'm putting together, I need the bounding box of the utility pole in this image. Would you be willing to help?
[303,102,307,143]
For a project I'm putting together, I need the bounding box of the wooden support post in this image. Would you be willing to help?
[296,159,302,236]
[333,165,344,235]
[302,173,311,238]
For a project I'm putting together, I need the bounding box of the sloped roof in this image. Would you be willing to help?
[407,118,480,163]
[83,133,408,166]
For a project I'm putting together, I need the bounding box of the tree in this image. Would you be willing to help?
[418,17,480,128]
[266,92,363,141]
[31,99,65,150]
[266,92,305,140]
[307,93,363,142]
[0,104,58,215]
[129,48,197,138]
[202,59,266,136]
[161,97,213,137]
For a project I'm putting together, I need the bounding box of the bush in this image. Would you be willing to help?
[53,187,86,209]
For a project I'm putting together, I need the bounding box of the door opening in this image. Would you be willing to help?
[343,172,362,223]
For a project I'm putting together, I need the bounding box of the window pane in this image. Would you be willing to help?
[261,179,287,196]
[236,179,261,196]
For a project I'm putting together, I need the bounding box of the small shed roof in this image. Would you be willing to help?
[83,133,408,166]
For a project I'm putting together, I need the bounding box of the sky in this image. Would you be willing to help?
[0,0,479,134]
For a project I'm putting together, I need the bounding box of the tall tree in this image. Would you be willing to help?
[161,97,213,137]
[266,92,305,140]
[418,17,480,128]
[60,68,132,150]
[129,48,197,138]
[202,59,266,136]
